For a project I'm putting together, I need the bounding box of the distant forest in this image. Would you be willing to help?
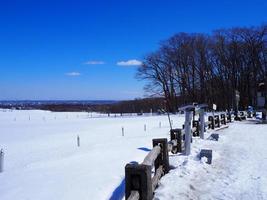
[137,24,267,112]
[0,98,165,113]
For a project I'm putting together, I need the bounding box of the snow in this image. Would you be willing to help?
[0,109,267,200]
[0,109,183,200]
[154,120,267,200]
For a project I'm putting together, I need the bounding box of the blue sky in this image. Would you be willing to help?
[0,0,267,100]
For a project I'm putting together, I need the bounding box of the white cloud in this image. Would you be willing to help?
[84,61,105,65]
[117,59,142,66]
[65,72,81,76]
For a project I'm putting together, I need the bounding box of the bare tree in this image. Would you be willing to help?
[137,24,267,111]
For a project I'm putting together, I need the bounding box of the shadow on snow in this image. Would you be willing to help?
[109,148,151,199]
[109,161,138,200]
[137,147,151,152]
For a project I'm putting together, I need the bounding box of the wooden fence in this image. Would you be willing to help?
[125,138,169,200]
[124,111,237,200]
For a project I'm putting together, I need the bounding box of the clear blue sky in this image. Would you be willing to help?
[0,0,266,100]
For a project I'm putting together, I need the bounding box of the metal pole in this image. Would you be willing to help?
[185,111,193,155]
[167,111,173,130]
[199,109,205,139]
[0,149,4,173]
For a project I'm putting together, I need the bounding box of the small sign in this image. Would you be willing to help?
[213,104,217,110]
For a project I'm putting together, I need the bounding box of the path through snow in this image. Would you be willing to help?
[154,120,267,200]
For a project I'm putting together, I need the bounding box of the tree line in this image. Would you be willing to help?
[137,24,267,112]
[0,98,166,113]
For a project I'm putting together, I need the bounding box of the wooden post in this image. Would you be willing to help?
[214,115,220,128]
[125,164,152,200]
[170,128,184,153]
[208,116,215,129]
[228,112,232,122]
[0,149,4,173]
[122,127,124,136]
[192,120,199,136]
[221,114,226,125]
[77,135,80,147]
[152,138,169,174]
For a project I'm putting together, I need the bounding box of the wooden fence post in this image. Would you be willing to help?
[152,138,169,174]
[221,114,226,125]
[0,149,4,173]
[125,164,152,200]
[227,112,232,122]
[77,135,80,147]
[170,128,184,153]
[208,116,215,129]
[192,120,200,136]
[215,115,220,128]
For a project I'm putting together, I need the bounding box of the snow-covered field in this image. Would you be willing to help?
[0,109,267,200]
[0,109,183,200]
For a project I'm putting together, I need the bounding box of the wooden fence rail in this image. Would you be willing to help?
[125,138,169,200]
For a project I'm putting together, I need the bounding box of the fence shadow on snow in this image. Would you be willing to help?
[109,161,138,200]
